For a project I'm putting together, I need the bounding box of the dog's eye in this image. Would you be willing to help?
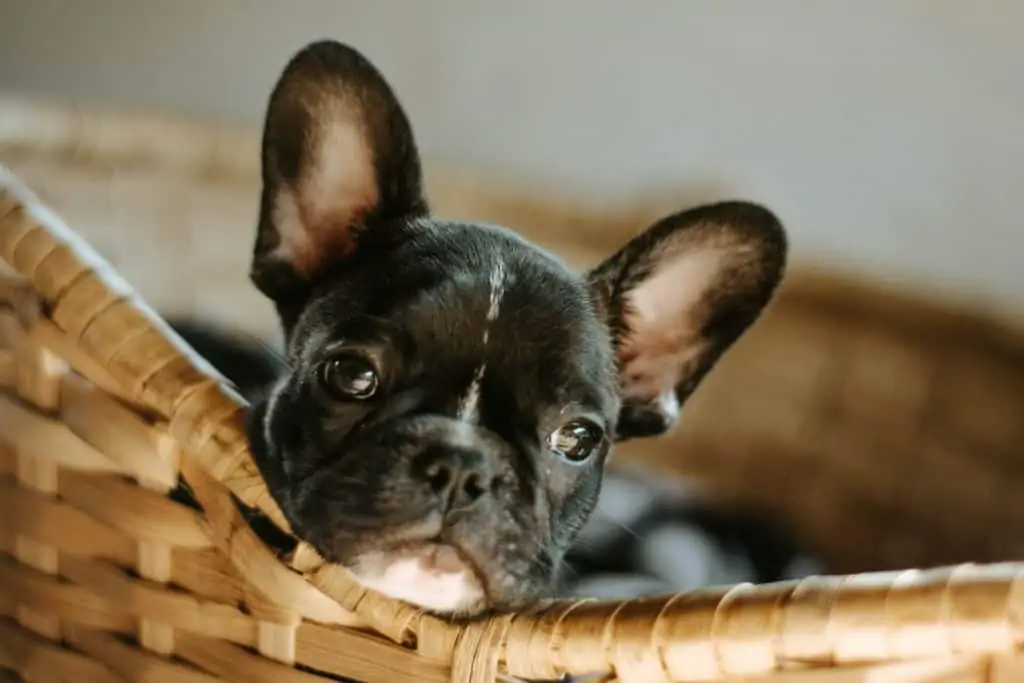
[548,420,603,463]
[320,355,379,399]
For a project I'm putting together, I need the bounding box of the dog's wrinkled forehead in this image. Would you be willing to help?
[289,221,621,417]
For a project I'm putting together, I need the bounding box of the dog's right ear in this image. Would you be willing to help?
[251,40,428,303]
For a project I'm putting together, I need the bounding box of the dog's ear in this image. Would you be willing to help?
[251,40,427,302]
[587,201,786,441]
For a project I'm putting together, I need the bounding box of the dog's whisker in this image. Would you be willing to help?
[558,558,580,579]
[585,508,644,542]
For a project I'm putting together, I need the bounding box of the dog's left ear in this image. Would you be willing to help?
[587,201,787,441]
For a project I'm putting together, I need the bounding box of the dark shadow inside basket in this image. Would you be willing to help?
[168,477,299,561]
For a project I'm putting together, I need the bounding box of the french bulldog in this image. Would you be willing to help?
[217,39,787,618]
[173,322,821,609]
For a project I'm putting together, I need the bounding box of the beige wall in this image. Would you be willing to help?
[1,0,1022,315]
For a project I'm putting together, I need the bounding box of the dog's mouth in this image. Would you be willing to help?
[348,540,489,616]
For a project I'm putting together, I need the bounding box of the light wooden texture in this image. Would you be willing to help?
[1,97,1024,682]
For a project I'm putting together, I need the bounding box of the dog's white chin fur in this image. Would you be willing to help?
[351,543,486,615]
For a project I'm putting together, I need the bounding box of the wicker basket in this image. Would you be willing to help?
[1,97,1024,683]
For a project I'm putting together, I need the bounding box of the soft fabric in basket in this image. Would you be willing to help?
[1,98,1024,683]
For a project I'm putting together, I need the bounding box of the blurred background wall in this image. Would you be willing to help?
[1,0,1021,316]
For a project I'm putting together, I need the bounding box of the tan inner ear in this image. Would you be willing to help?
[271,113,380,278]
[617,248,724,400]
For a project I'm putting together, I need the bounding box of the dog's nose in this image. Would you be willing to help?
[418,446,495,513]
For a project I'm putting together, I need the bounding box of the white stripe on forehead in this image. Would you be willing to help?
[486,258,505,322]
[458,258,507,422]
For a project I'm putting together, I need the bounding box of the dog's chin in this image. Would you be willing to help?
[349,542,488,616]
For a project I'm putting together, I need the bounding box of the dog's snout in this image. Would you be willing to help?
[419,446,496,513]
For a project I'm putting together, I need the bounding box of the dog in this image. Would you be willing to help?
[186,39,788,618]
[173,322,821,609]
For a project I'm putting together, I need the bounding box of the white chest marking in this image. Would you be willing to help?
[458,259,506,422]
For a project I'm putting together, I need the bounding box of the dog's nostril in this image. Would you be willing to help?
[425,461,453,494]
[462,473,485,501]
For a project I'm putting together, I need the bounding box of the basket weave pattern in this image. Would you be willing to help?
[2,99,1024,682]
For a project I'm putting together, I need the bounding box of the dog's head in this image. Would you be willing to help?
[246,41,787,617]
